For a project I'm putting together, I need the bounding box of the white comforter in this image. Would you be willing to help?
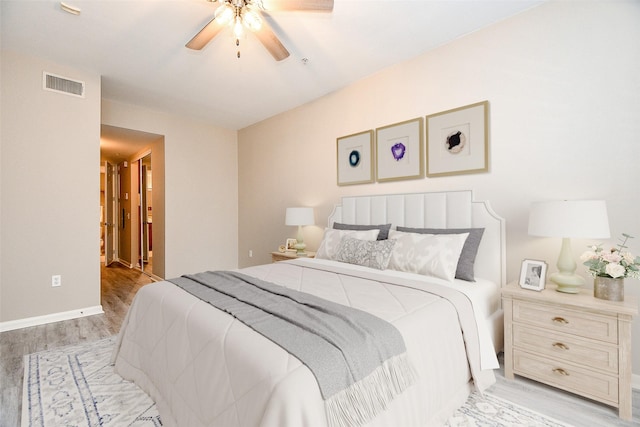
[112,258,498,427]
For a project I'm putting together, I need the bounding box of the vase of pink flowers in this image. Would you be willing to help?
[581,234,640,301]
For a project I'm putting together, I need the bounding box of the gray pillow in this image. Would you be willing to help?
[396,227,484,282]
[335,238,396,270]
[333,222,392,240]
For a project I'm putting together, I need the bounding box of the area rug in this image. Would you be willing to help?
[23,337,573,427]
[445,392,574,427]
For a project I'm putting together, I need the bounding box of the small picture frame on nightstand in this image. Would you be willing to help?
[519,259,547,291]
[285,238,297,252]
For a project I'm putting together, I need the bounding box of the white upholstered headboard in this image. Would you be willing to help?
[328,190,506,286]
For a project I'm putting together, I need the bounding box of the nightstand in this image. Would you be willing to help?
[271,251,316,263]
[502,282,638,420]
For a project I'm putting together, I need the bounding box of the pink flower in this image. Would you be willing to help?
[601,251,622,263]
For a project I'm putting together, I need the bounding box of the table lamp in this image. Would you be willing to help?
[528,200,610,293]
[285,207,314,256]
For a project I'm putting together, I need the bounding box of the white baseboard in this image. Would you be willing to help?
[633,374,640,390]
[0,305,104,332]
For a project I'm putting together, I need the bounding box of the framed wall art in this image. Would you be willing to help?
[375,117,424,182]
[425,101,489,177]
[336,130,374,186]
[519,259,547,291]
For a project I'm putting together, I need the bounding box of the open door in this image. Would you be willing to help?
[104,161,116,266]
[139,153,152,275]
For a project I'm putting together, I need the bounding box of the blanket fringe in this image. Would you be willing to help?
[325,353,418,427]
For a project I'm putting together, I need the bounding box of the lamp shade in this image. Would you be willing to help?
[285,207,314,226]
[528,200,610,239]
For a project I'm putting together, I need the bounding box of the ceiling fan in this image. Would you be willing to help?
[186,0,334,61]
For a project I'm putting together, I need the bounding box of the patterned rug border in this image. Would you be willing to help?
[22,336,161,427]
[23,337,574,427]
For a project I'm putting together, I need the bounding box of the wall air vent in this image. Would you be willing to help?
[43,72,85,98]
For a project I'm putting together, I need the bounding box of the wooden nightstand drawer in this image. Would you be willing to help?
[513,299,618,343]
[513,325,618,373]
[514,351,618,405]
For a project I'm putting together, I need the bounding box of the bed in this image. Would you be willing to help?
[112,190,506,427]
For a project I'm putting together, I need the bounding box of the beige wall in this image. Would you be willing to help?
[149,138,166,278]
[101,100,238,278]
[1,53,238,326]
[238,1,640,373]
[1,51,101,321]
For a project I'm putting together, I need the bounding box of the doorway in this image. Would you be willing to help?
[100,125,165,280]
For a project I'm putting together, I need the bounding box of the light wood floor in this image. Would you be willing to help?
[0,263,153,427]
[492,354,640,426]
[1,266,639,427]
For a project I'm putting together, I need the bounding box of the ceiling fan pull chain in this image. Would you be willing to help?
[236,38,241,58]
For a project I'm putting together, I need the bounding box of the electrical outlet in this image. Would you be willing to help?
[249,250,253,258]
[52,275,62,287]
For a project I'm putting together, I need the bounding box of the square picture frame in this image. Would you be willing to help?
[519,259,548,291]
[285,238,297,252]
[375,117,424,182]
[336,130,374,186]
[425,101,489,177]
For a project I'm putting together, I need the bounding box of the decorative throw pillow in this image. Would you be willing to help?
[335,238,396,270]
[332,222,392,240]
[396,227,484,282]
[316,229,380,260]
[387,230,469,282]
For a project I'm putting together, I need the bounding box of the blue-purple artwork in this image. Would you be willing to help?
[391,142,406,161]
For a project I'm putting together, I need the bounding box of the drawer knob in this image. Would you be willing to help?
[552,342,569,351]
[552,316,569,325]
[552,368,570,376]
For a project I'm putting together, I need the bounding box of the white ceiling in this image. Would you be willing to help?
[2,0,544,132]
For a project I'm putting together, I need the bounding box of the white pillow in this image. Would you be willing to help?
[387,230,469,281]
[316,228,380,260]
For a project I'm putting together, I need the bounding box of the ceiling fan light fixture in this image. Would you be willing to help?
[242,7,262,31]
[214,3,235,25]
[187,0,333,60]
[232,16,245,39]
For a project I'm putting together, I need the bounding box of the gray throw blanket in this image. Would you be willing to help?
[170,271,417,427]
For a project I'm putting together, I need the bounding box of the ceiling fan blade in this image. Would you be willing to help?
[186,17,225,50]
[254,22,290,61]
[260,0,333,12]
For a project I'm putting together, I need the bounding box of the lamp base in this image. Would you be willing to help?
[294,241,307,256]
[550,237,586,294]
[550,272,585,294]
